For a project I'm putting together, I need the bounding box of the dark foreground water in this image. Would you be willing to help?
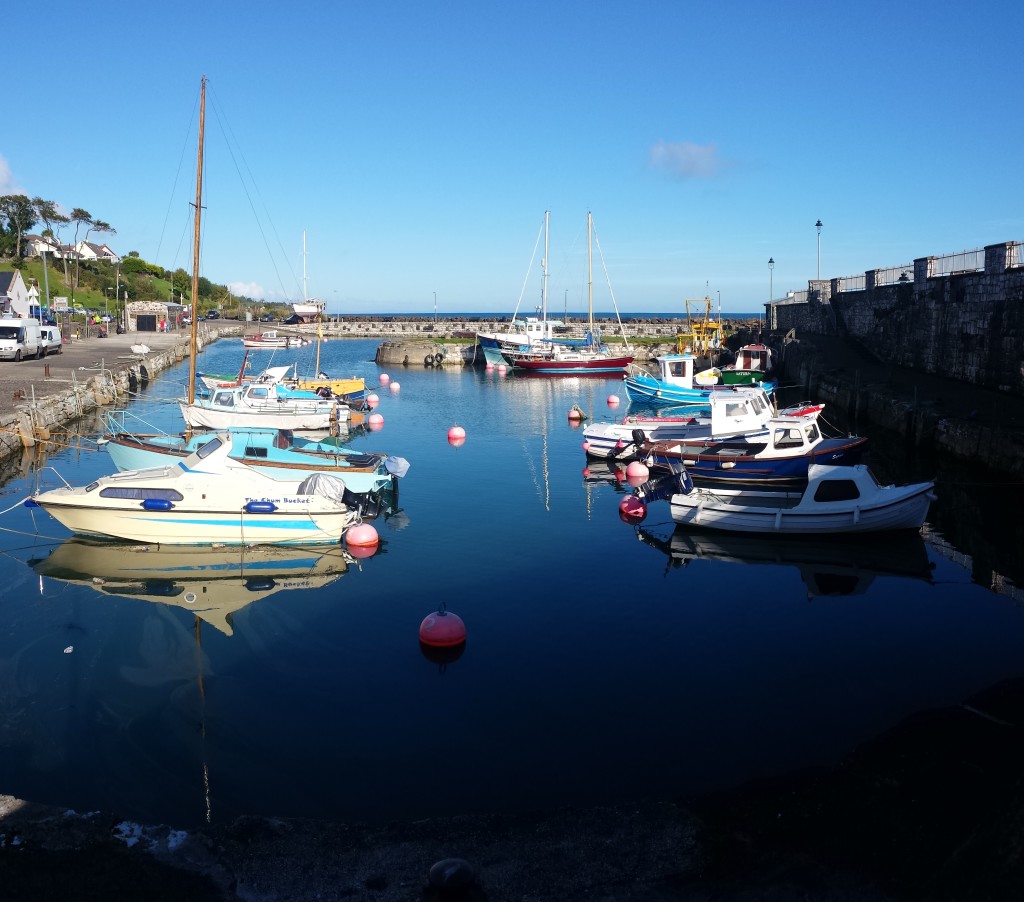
[1,338,1022,829]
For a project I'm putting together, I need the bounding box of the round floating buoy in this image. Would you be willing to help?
[618,495,647,523]
[626,461,649,482]
[497,364,507,374]
[607,394,620,406]
[419,602,467,648]
[346,522,380,558]
[582,440,591,452]
[368,412,385,430]
[582,466,591,478]
[428,858,475,891]
[448,436,466,448]
[448,425,466,441]
[485,362,494,371]
[389,381,401,393]
[567,404,586,421]
[379,373,390,384]
[366,393,380,408]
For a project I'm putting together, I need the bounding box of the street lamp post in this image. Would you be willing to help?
[815,220,823,280]
[768,257,774,301]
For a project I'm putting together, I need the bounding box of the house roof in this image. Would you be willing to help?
[0,272,16,293]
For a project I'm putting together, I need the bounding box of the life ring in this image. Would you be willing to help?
[424,354,435,367]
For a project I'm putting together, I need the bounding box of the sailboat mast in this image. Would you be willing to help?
[303,229,308,304]
[587,211,593,333]
[187,75,206,407]
[542,210,549,319]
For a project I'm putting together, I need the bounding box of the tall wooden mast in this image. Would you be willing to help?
[187,75,206,406]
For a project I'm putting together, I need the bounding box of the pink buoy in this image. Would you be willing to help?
[626,461,650,486]
[567,406,584,421]
[378,373,390,385]
[618,495,647,523]
[485,362,494,371]
[607,394,620,406]
[582,440,591,452]
[419,603,467,648]
[389,381,401,393]
[582,466,591,478]
[448,425,466,441]
[616,439,626,449]
[368,412,385,430]
[345,522,380,558]
[448,436,466,448]
[497,364,507,374]
[366,392,380,408]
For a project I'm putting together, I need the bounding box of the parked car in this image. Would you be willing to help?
[282,313,302,325]
[206,310,220,320]
[100,314,114,323]
[259,313,275,323]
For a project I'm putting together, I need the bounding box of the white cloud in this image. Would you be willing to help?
[228,281,265,300]
[0,155,25,194]
[649,140,723,179]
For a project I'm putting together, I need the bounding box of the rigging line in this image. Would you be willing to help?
[206,87,296,300]
[155,83,203,268]
[510,219,545,321]
[592,222,632,352]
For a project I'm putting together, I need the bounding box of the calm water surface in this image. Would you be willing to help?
[1,337,1021,827]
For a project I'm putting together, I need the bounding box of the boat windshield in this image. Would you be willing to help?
[98,487,185,501]
[196,437,224,459]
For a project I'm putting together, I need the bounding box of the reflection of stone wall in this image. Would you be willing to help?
[770,242,1024,395]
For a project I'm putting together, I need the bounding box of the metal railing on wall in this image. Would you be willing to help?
[929,248,985,277]
[1008,242,1024,269]
[874,264,915,286]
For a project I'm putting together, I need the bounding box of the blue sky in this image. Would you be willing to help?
[3,1,1021,314]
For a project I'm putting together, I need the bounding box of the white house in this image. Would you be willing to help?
[0,270,31,316]
[23,234,64,257]
[74,240,121,264]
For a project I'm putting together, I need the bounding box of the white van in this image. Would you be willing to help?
[40,325,63,355]
[0,318,42,361]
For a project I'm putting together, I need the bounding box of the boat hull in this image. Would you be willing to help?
[624,372,776,406]
[179,401,337,431]
[510,355,634,374]
[34,495,353,545]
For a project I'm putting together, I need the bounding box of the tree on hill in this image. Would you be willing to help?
[0,194,38,259]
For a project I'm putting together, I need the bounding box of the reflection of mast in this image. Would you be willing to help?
[193,616,212,823]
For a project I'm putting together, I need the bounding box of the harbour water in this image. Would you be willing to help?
[0,337,1022,829]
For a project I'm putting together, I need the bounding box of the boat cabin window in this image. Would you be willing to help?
[214,392,235,407]
[724,403,745,418]
[751,394,767,412]
[196,437,224,459]
[244,446,269,458]
[812,479,861,502]
[668,361,688,377]
[773,427,805,448]
[98,487,185,501]
[248,387,270,400]
[803,422,821,442]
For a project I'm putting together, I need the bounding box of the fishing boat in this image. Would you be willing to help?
[640,413,867,485]
[28,430,362,545]
[632,462,935,534]
[32,539,353,636]
[100,423,406,499]
[179,381,343,431]
[506,212,634,375]
[624,352,777,407]
[582,387,786,459]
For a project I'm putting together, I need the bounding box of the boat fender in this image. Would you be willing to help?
[433,352,445,365]
[244,501,278,514]
[424,354,434,367]
[142,498,174,512]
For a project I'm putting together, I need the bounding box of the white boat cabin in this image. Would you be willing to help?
[733,344,773,372]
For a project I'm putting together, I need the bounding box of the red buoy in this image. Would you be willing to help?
[419,603,467,648]
[618,495,647,523]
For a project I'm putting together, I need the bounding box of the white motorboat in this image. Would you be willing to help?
[633,462,935,534]
[28,431,361,545]
[179,381,344,431]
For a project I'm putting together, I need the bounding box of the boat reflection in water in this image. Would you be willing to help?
[637,526,935,597]
[31,539,354,635]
